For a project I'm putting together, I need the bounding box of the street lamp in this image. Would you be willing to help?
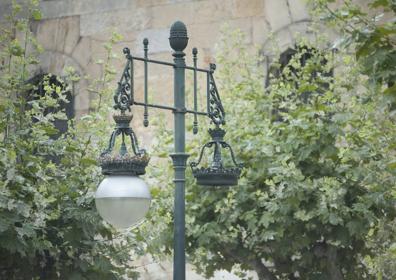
[95,21,242,280]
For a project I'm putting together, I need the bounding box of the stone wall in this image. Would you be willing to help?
[25,0,314,119]
[1,0,322,166]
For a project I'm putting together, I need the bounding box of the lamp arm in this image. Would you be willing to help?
[114,45,229,132]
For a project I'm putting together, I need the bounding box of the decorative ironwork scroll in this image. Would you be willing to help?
[113,47,134,113]
[208,63,225,126]
[100,38,241,180]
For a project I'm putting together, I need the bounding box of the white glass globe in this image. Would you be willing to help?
[95,175,151,229]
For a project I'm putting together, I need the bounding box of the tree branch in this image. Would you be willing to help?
[251,258,277,280]
[223,246,277,280]
[326,246,343,280]
[313,243,343,280]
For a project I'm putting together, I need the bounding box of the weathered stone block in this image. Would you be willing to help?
[252,16,271,44]
[62,16,80,55]
[135,28,171,54]
[74,79,90,115]
[80,9,150,38]
[226,17,253,44]
[39,0,135,19]
[35,18,58,51]
[288,21,311,39]
[188,18,252,51]
[35,16,80,55]
[136,0,168,8]
[37,51,83,81]
[150,2,194,28]
[194,0,235,24]
[233,0,264,18]
[276,28,294,50]
[188,22,221,49]
[288,0,310,22]
[263,27,294,55]
[264,0,292,31]
[72,37,92,68]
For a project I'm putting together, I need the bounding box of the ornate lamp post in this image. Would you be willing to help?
[95,21,242,280]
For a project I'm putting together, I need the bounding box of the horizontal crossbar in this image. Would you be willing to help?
[133,101,207,116]
[130,56,212,73]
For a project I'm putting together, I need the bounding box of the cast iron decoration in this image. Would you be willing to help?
[190,126,243,186]
[99,47,149,176]
[190,64,243,186]
[99,113,149,176]
[99,23,242,186]
[95,21,243,280]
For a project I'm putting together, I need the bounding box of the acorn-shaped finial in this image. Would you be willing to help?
[169,21,188,52]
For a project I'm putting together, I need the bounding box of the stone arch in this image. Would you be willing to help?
[26,73,74,136]
[261,17,337,87]
[262,20,315,59]
[31,50,90,117]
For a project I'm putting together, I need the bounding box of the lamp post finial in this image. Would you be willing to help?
[169,20,188,53]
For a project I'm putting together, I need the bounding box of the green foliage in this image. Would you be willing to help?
[144,24,396,280]
[308,0,396,94]
[0,2,140,279]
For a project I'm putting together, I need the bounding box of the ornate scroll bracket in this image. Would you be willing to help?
[113,47,134,113]
[208,63,226,127]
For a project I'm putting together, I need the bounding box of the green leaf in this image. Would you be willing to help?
[31,9,42,20]
[80,157,97,166]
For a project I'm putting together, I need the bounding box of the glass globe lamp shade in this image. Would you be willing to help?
[95,175,151,229]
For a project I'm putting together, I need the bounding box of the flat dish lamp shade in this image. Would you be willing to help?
[95,175,151,229]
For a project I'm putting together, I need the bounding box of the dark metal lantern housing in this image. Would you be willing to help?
[100,114,149,176]
[190,127,242,186]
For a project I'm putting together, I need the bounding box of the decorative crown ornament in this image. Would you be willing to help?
[100,153,149,176]
[99,112,149,176]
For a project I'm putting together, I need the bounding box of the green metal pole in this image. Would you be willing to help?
[169,21,189,280]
